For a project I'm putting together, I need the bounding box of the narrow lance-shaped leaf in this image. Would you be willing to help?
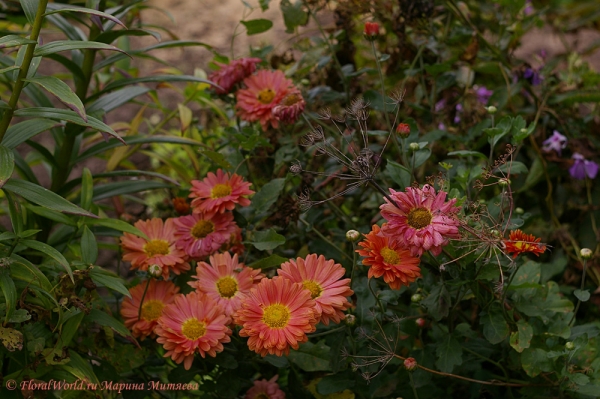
[2,118,60,149]
[0,268,17,324]
[25,76,87,121]
[80,168,93,211]
[20,0,44,25]
[0,35,37,49]
[44,4,126,28]
[21,239,74,282]
[0,146,14,188]
[34,41,129,57]
[81,226,98,265]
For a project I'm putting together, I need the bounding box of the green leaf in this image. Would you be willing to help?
[248,254,288,269]
[89,267,130,298]
[63,350,100,386]
[385,160,411,189]
[486,116,512,149]
[413,148,431,168]
[480,304,509,344]
[9,256,53,292]
[2,118,59,149]
[21,239,73,282]
[251,178,285,215]
[259,0,271,11]
[498,161,528,175]
[241,19,274,35]
[550,90,600,105]
[95,29,161,45]
[510,320,533,353]
[58,311,84,347]
[0,146,14,188]
[80,168,93,211]
[510,261,541,287]
[84,218,146,239]
[317,374,356,395]
[25,76,87,121]
[250,229,286,251]
[200,151,233,169]
[421,283,451,321]
[87,86,151,114]
[0,326,23,351]
[26,205,76,226]
[435,336,463,373]
[33,41,127,57]
[280,0,308,33]
[3,179,96,218]
[521,347,553,377]
[21,0,43,25]
[92,180,172,201]
[0,35,37,49]
[447,150,488,160]
[0,268,17,324]
[44,4,126,28]
[93,75,216,98]
[81,226,97,265]
[287,341,331,372]
[0,66,19,75]
[8,309,31,323]
[4,191,23,234]
[574,289,590,302]
[85,309,131,337]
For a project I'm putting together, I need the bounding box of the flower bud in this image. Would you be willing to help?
[520,128,528,134]
[565,341,575,350]
[345,314,356,326]
[515,207,524,214]
[580,248,593,260]
[396,123,411,138]
[364,22,380,41]
[346,230,361,242]
[411,293,422,303]
[486,106,497,114]
[498,178,511,186]
[409,142,420,151]
[415,318,427,328]
[148,264,163,278]
[404,357,418,371]
[173,197,190,215]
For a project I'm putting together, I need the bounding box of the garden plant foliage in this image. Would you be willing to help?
[0,0,599,398]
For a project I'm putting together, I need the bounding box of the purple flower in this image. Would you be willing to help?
[435,98,447,112]
[524,0,534,16]
[524,67,543,86]
[453,104,463,124]
[569,153,599,180]
[438,122,446,131]
[474,85,493,105]
[541,130,567,155]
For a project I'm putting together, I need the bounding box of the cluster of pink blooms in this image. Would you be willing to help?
[357,184,461,290]
[208,57,306,130]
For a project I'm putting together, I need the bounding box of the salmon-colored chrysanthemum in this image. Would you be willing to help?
[155,291,231,370]
[173,212,236,260]
[245,375,285,399]
[120,280,180,340]
[209,57,262,95]
[277,254,353,325]
[356,224,421,290]
[272,89,305,124]
[236,70,295,131]
[189,169,254,216]
[380,184,461,256]
[120,218,191,279]
[504,229,546,258]
[234,277,318,356]
[220,225,246,255]
[189,252,264,317]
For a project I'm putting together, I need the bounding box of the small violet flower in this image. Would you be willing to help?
[524,67,543,86]
[474,85,493,105]
[524,0,534,16]
[569,153,599,180]
[541,130,567,155]
[453,104,463,124]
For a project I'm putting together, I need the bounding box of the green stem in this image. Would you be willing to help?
[308,325,347,339]
[0,0,49,140]
[137,279,151,321]
[368,278,385,314]
[299,217,352,261]
[569,259,587,326]
[408,372,420,399]
[370,41,391,133]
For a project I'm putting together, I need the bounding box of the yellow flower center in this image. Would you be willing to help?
[191,220,214,239]
[380,246,400,265]
[216,276,238,298]
[302,280,323,299]
[257,88,276,104]
[211,183,232,199]
[181,318,207,340]
[407,207,433,230]
[140,300,165,321]
[256,394,269,399]
[262,304,290,329]
[143,240,170,257]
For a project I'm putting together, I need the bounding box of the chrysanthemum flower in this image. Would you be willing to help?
[356,224,421,290]
[155,291,231,370]
[120,218,191,279]
[209,57,262,95]
[189,169,254,216]
[277,254,352,325]
[245,375,285,399]
[189,252,264,318]
[121,280,180,340]
[504,229,546,258]
[236,69,295,131]
[380,185,461,256]
[173,212,236,260]
[272,89,305,124]
[234,277,318,356]
[220,225,245,255]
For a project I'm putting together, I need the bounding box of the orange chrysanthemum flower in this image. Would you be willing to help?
[356,224,422,290]
[277,254,353,325]
[234,277,318,357]
[245,375,285,399]
[504,229,546,258]
[189,169,254,216]
[156,291,232,370]
[120,218,191,279]
[189,252,264,318]
[173,212,237,260]
[120,280,180,340]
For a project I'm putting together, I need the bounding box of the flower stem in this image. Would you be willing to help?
[408,372,420,399]
[370,41,391,133]
[569,259,587,327]
[299,217,352,261]
[137,279,151,321]
[368,278,385,314]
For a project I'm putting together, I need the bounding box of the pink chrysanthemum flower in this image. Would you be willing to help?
[356,224,421,290]
[189,252,264,318]
[234,277,318,357]
[120,218,191,279]
[272,89,305,124]
[277,254,353,325]
[209,57,262,95]
[236,69,295,131]
[120,280,180,340]
[189,169,254,216]
[245,375,285,399]
[155,291,231,370]
[173,212,236,260]
[380,185,461,256]
[220,225,245,255]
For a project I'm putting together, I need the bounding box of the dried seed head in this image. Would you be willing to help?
[290,160,303,175]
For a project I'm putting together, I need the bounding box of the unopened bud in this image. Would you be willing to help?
[364,21,380,41]
[346,230,361,242]
[345,314,356,326]
[173,197,190,215]
[580,248,593,260]
[415,318,427,328]
[411,294,422,303]
[498,178,511,186]
[486,106,497,114]
[520,128,527,133]
[404,357,418,371]
[515,207,524,214]
[565,341,575,350]
[409,142,420,151]
[148,264,163,278]
[396,123,411,138]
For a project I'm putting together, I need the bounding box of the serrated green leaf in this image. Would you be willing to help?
[248,254,288,269]
[0,146,14,189]
[251,178,285,215]
[510,320,533,353]
[435,336,463,373]
[0,268,17,324]
[280,0,308,33]
[81,226,97,265]
[480,305,509,344]
[25,76,87,121]
[250,229,286,251]
[241,19,273,35]
[34,40,127,57]
[21,239,73,282]
[0,35,37,49]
